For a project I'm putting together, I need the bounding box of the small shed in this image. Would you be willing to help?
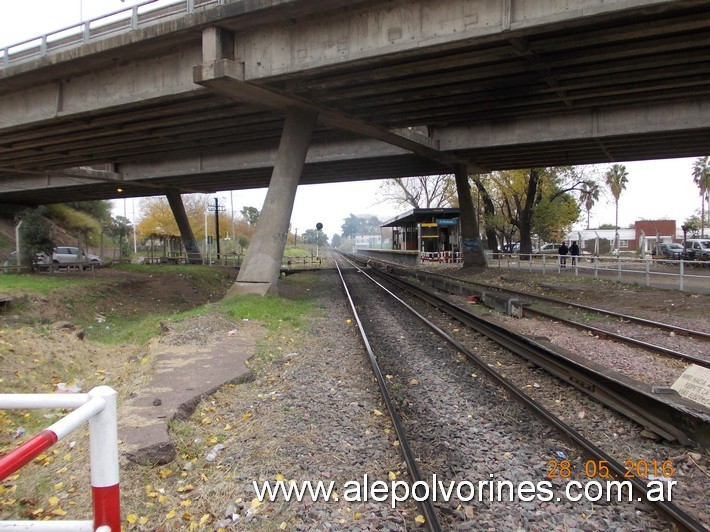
[382,208,461,256]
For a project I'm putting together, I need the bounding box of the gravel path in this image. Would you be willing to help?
[169,270,421,530]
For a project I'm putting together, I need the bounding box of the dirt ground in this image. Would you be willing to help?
[1,264,708,398]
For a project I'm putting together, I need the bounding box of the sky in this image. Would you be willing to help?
[1,1,705,237]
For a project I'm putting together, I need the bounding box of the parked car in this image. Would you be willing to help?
[50,246,102,266]
[536,243,561,254]
[5,250,50,264]
[501,242,521,253]
[683,239,710,261]
[651,243,684,260]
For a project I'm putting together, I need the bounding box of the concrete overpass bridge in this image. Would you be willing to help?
[1,0,709,293]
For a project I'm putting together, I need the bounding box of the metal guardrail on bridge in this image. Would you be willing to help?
[1,0,229,69]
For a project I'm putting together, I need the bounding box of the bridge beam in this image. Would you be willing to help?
[228,107,317,296]
[165,190,202,264]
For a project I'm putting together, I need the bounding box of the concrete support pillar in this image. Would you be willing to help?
[454,164,487,268]
[230,108,317,296]
[165,190,202,264]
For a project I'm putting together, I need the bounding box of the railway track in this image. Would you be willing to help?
[334,254,708,531]
[411,266,709,342]
[522,305,710,369]
[346,253,709,447]
[356,256,709,369]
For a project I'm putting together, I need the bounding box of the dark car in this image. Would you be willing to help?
[651,243,684,260]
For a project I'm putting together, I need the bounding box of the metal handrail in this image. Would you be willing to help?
[1,0,227,69]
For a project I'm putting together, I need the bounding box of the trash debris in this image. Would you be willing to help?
[205,443,226,463]
[13,428,25,438]
[555,451,567,460]
[55,380,83,393]
[227,329,237,336]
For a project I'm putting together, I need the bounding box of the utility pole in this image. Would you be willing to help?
[208,197,226,260]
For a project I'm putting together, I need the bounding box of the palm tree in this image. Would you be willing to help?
[692,156,710,237]
[604,164,629,253]
[579,180,601,230]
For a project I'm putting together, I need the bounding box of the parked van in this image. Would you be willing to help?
[683,239,710,261]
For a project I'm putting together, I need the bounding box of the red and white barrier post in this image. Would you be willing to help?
[0,386,120,531]
[88,386,120,531]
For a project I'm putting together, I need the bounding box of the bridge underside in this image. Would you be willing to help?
[1,0,709,205]
[1,103,708,206]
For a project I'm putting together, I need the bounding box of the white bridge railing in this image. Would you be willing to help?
[0,387,120,531]
[1,0,230,69]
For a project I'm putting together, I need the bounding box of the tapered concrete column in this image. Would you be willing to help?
[453,164,487,268]
[229,108,317,296]
[165,190,202,264]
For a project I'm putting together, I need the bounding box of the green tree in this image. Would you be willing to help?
[331,234,342,248]
[692,156,710,237]
[604,164,629,253]
[65,200,113,225]
[340,214,381,239]
[17,207,54,270]
[241,206,260,227]
[487,167,584,257]
[106,215,132,258]
[302,229,329,246]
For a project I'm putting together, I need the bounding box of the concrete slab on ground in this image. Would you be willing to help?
[119,333,258,465]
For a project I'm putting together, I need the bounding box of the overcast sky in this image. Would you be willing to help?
[1,1,705,237]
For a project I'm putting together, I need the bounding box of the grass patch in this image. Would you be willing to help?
[283,246,311,257]
[0,274,94,294]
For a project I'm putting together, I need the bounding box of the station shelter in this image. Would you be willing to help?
[381,208,462,263]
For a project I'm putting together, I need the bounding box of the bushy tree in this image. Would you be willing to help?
[17,207,53,270]
[105,215,132,258]
[302,229,329,246]
[241,206,260,227]
[64,200,113,224]
[485,167,584,256]
[340,214,382,239]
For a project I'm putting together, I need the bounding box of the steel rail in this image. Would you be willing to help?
[334,258,443,532]
[339,253,707,532]
[351,257,710,448]
[442,274,710,342]
[523,306,710,369]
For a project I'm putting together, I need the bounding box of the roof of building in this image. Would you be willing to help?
[382,208,460,227]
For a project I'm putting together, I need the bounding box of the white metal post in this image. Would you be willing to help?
[88,386,120,531]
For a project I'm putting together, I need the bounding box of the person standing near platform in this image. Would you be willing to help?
[558,241,569,268]
[569,241,580,266]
